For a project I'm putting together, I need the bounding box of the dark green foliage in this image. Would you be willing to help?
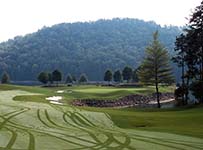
[52,70,62,83]
[48,73,53,84]
[190,81,203,102]
[0,18,180,81]
[37,72,49,84]
[132,69,139,83]
[72,75,77,82]
[113,70,122,82]
[138,31,174,108]
[173,1,203,103]
[1,72,10,84]
[122,66,133,82]
[66,74,73,83]
[104,70,113,82]
[79,74,88,83]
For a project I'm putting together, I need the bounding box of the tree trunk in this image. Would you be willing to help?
[181,57,186,104]
[155,82,161,108]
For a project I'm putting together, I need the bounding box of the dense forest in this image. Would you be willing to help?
[0,18,181,81]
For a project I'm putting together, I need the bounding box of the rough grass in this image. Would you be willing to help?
[0,84,202,150]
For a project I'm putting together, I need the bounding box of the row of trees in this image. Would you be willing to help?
[37,69,88,85]
[104,66,138,83]
[172,1,203,104]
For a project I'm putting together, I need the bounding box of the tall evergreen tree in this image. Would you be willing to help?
[1,72,10,84]
[122,66,133,82]
[138,31,174,108]
[66,74,73,84]
[79,74,88,83]
[113,70,122,83]
[104,70,113,82]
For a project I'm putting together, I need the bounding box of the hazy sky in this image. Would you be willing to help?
[0,0,202,42]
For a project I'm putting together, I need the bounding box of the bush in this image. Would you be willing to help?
[1,72,10,84]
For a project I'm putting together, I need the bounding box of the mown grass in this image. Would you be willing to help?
[1,84,175,102]
[83,105,203,138]
[0,84,203,150]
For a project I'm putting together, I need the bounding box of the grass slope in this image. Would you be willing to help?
[0,84,202,150]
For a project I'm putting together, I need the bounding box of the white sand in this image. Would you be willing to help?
[46,96,62,101]
[56,90,64,93]
[148,99,175,104]
[49,101,63,105]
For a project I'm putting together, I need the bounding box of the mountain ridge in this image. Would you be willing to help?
[0,18,181,81]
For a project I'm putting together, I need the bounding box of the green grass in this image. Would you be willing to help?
[0,84,202,150]
[4,84,175,102]
[83,106,203,138]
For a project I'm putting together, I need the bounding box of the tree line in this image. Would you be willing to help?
[103,66,138,83]
[172,1,203,105]
[37,69,88,85]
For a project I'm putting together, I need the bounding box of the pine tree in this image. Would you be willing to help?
[66,74,73,84]
[79,74,88,83]
[138,31,174,108]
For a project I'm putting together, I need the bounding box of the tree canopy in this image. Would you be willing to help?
[38,72,49,84]
[104,70,113,82]
[173,1,203,103]
[122,66,133,82]
[52,70,62,83]
[113,70,122,82]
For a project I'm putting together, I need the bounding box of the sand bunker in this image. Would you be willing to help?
[56,90,64,93]
[46,96,62,101]
[49,101,63,105]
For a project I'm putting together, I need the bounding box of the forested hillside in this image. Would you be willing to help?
[0,18,181,81]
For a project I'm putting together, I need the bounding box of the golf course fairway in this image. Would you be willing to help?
[0,85,203,150]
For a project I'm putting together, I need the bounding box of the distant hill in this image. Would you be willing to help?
[0,18,181,81]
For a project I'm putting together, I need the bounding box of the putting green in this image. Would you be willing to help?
[0,90,203,150]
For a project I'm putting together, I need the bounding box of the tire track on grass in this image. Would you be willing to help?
[0,108,30,130]
[4,127,17,149]
[46,104,203,149]
[64,112,119,149]
[64,112,134,150]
